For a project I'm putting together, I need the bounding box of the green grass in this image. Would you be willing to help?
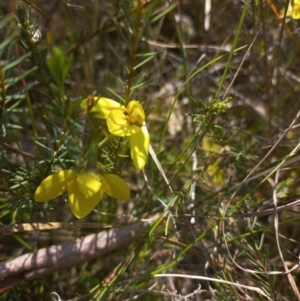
[1,0,300,300]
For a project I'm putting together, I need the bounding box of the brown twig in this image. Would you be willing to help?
[0,142,36,159]
[0,221,150,292]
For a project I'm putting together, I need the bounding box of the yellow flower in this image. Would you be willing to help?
[34,170,130,219]
[81,97,150,170]
[286,0,300,19]
[202,136,225,187]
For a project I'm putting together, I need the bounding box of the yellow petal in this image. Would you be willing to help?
[102,174,130,200]
[76,172,102,197]
[292,4,300,19]
[34,170,77,202]
[202,136,221,154]
[207,159,225,186]
[287,1,300,19]
[129,124,150,170]
[68,179,104,219]
[96,97,125,119]
[107,110,141,136]
[81,97,125,119]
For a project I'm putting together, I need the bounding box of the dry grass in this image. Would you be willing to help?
[1,0,300,300]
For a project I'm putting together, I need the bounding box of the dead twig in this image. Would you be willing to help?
[0,221,150,292]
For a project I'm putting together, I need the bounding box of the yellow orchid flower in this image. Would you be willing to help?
[81,97,150,170]
[203,136,225,187]
[34,170,130,219]
[286,0,300,19]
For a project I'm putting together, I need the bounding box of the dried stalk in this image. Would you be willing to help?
[0,221,149,292]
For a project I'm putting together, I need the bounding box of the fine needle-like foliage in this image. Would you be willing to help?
[1,1,300,301]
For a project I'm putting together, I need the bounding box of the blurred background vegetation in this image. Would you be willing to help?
[1,0,300,300]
